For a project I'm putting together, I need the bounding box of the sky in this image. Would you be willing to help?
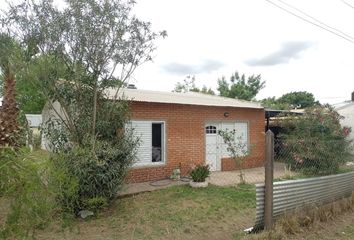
[128,0,354,104]
[1,0,354,105]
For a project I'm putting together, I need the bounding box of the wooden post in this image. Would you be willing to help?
[264,130,274,230]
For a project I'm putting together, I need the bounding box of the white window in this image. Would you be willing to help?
[205,125,217,134]
[130,120,165,166]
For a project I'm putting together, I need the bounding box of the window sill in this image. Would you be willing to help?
[132,162,166,169]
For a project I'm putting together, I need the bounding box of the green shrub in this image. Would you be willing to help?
[189,164,210,182]
[0,147,55,239]
[50,136,137,214]
[83,196,108,212]
[280,105,352,175]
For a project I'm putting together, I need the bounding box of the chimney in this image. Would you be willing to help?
[352,91,354,101]
[127,84,137,89]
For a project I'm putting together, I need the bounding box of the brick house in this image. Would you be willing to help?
[42,88,265,183]
[113,89,265,183]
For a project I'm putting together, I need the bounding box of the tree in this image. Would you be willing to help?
[4,0,166,147]
[0,53,47,114]
[0,34,23,146]
[261,97,291,110]
[173,75,215,95]
[0,74,46,114]
[261,91,319,110]
[217,72,265,101]
[200,85,215,95]
[173,75,199,93]
[218,129,251,184]
[278,91,319,109]
[3,0,165,213]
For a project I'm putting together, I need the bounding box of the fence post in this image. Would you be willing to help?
[264,130,274,230]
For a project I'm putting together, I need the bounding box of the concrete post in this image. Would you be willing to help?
[264,130,274,230]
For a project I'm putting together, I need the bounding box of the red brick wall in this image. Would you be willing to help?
[126,102,265,183]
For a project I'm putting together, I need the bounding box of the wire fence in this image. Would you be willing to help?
[274,138,354,179]
[256,133,354,232]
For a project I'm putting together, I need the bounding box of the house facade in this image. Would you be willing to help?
[42,89,266,183]
[117,89,265,183]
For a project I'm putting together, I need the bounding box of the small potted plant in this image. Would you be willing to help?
[189,164,210,188]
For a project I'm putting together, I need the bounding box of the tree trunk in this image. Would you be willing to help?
[91,79,98,151]
[0,66,20,146]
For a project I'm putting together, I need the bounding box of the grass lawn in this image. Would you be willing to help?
[35,184,256,240]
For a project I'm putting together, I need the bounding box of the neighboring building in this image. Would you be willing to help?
[25,114,42,128]
[42,89,265,183]
[335,92,354,154]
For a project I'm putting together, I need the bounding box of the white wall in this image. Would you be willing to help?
[337,103,354,154]
[41,101,66,151]
[25,114,42,127]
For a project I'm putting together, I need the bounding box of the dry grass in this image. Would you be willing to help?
[243,195,354,240]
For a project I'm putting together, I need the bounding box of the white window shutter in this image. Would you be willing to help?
[131,121,152,165]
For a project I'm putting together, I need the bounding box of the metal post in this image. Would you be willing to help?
[264,130,274,230]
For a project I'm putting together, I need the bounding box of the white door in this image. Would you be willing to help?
[205,124,219,171]
[205,121,248,171]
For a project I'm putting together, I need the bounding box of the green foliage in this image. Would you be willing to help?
[49,154,80,215]
[261,91,319,110]
[32,132,42,150]
[0,34,22,73]
[0,73,46,114]
[4,0,165,146]
[83,197,108,212]
[0,33,46,114]
[218,129,250,165]
[1,0,160,224]
[50,135,138,214]
[278,91,319,109]
[261,96,292,110]
[218,129,252,183]
[199,85,215,95]
[280,105,352,175]
[0,147,55,239]
[217,71,265,101]
[189,164,210,182]
[174,75,215,95]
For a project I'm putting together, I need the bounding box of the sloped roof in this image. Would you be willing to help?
[106,88,263,109]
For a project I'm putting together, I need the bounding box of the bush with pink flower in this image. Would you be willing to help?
[279,105,352,175]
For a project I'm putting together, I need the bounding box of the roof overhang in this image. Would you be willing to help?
[106,88,264,109]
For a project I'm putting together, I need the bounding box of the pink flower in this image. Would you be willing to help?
[343,127,351,137]
[293,154,304,164]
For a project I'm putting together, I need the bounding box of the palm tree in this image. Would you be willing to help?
[0,34,21,146]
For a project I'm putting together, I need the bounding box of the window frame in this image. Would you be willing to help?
[130,120,166,167]
[205,125,217,135]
